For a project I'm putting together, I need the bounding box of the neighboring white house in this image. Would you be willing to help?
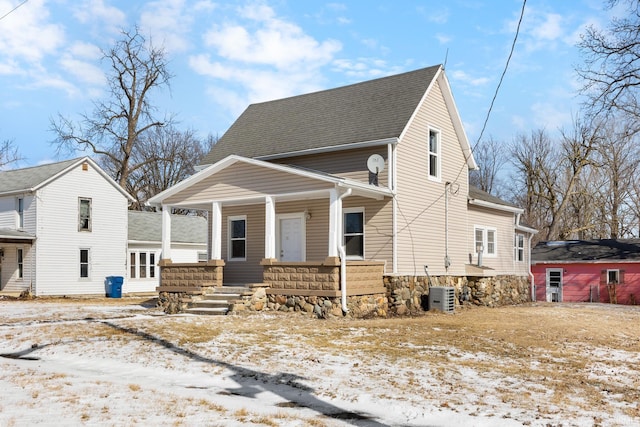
[0,157,132,296]
[127,210,207,293]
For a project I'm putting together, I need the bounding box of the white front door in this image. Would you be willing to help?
[278,215,305,262]
[546,268,563,302]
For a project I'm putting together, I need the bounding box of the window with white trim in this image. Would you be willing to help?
[608,269,620,285]
[343,208,364,259]
[229,216,247,260]
[80,248,90,278]
[79,198,92,231]
[428,128,441,180]
[17,197,24,229]
[129,251,158,279]
[474,226,497,257]
[514,234,525,262]
[17,248,23,279]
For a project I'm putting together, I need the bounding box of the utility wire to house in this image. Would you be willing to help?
[0,0,28,22]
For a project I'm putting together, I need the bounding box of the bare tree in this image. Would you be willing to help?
[591,118,640,237]
[469,136,508,196]
[577,0,640,130]
[50,27,173,189]
[509,119,602,242]
[123,128,217,210]
[0,139,21,169]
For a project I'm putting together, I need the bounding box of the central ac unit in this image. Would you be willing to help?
[428,286,455,312]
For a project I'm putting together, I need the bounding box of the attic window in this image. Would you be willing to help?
[82,162,89,171]
[428,128,441,181]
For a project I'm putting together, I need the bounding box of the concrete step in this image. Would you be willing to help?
[184,306,229,315]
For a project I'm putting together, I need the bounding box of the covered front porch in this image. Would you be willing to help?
[148,156,392,314]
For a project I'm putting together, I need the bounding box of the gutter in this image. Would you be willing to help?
[338,188,352,314]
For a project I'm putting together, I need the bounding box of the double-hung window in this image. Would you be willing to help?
[79,198,92,231]
[129,251,157,279]
[474,226,497,257]
[514,234,525,262]
[17,248,23,279]
[428,128,441,180]
[17,198,24,229]
[80,249,90,278]
[229,216,247,260]
[343,208,364,259]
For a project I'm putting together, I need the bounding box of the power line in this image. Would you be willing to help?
[0,0,28,22]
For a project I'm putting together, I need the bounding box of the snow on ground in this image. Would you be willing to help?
[0,299,637,426]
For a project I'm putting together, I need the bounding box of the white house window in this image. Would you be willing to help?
[79,198,92,231]
[17,197,24,229]
[80,249,90,278]
[229,216,247,260]
[129,251,157,279]
[608,269,620,284]
[17,248,23,279]
[344,208,364,259]
[428,128,441,180]
[149,253,156,278]
[474,226,497,257]
[514,234,525,262]
[130,252,136,278]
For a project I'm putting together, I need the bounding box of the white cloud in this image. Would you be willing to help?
[531,101,573,132]
[0,0,66,64]
[202,2,341,69]
[436,33,452,45]
[140,0,196,53]
[73,0,127,34]
[450,70,490,87]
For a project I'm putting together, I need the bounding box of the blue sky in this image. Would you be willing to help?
[0,0,618,167]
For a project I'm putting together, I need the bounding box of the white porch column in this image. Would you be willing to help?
[210,202,222,259]
[161,206,172,260]
[265,196,276,259]
[328,188,342,257]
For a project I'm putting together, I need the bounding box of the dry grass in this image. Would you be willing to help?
[2,299,640,425]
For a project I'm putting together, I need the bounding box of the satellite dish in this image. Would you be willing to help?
[367,154,385,174]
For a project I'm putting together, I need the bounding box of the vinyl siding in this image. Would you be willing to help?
[272,146,389,188]
[126,242,206,293]
[468,205,520,275]
[0,194,36,292]
[276,199,329,261]
[33,163,129,296]
[164,162,334,206]
[221,204,265,283]
[343,196,393,269]
[395,78,469,276]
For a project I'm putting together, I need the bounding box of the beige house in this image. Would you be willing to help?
[148,65,536,315]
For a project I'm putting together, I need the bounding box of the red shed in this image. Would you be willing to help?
[531,240,640,305]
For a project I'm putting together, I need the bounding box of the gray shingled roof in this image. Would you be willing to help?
[468,185,518,209]
[0,158,80,194]
[128,211,206,244]
[532,239,640,263]
[200,65,441,165]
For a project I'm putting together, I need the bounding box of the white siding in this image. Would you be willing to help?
[126,242,206,293]
[33,162,129,296]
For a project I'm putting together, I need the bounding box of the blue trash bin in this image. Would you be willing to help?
[107,276,123,298]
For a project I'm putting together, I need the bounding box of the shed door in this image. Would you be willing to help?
[546,269,563,302]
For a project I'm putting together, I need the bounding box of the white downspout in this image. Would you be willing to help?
[338,188,352,314]
[528,234,535,301]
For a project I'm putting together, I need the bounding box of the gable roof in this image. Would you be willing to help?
[201,65,473,166]
[128,210,207,244]
[0,157,133,200]
[532,239,640,263]
[148,154,393,208]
